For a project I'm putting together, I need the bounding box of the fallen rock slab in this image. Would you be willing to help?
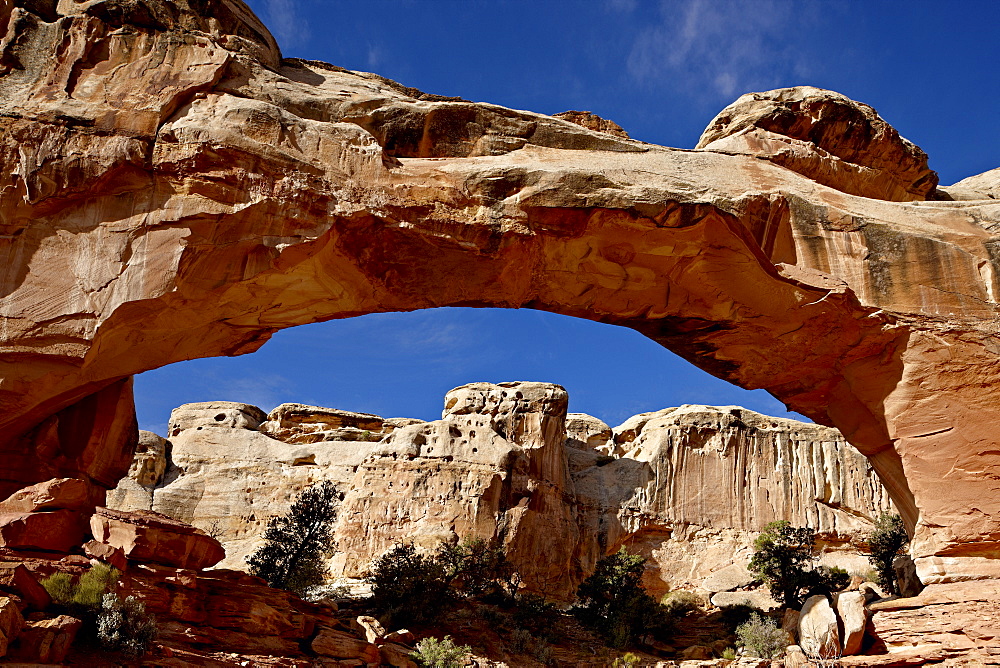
[0,564,50,612]
[311,626,381,662]
[833,590,867,655]
[798,595,839,659]
[89,508,225,570]
[0,510,86,553]
[0,478,103,514]
[0,596,24,658]
[702,563,756,594]
[8,614,81,663]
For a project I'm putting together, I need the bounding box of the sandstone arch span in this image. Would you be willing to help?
[1,0,1000,583]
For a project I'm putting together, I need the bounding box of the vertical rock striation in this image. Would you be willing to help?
[112,383,891,600]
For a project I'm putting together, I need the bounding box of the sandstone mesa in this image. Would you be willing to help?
[2,0,1000,628]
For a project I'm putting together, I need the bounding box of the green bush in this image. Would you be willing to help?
[721,646,737,660]
[367,543,453,626]
[411,635,471,668]
[41,565,156,659]
[866,513,908,595]
[247,480,341,595]
[512,592,556,634]
[41,563,121,609]
[437,537,518,601]
[41,571,74,604]
[661,590,699,617]
[96,593,157,659]
[735,612,787,659]
[573,547,675,648]
[612,652,642,667]
[748,521,848,608]
[718,601,759,632]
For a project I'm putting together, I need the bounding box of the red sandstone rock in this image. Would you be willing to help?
[90,508,225,570]
[82,539,127,571]
[1,0,1000,587]
[0,595,24,658]
[379,641,419,667]
[0,563,49,612]
[311,626,381,662]
[0,478,103,514]
[7,614,81,664]
[0,510,86,553]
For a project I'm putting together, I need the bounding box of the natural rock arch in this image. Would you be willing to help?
[1,0,999,583]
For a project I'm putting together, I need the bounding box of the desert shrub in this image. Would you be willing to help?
[748,521,848,608]
[612,652,643,667]
[574,547,675,648]
[437,537,518,601]
[41,563,120,610]
[96,593,157,659]
[718,601,759,632]
[736,612,787,659]
[246,480,341,596]
[661,590,699,617]
[411,635,471,668]
[511,592,557,634]
[721,646,737,660]
[866,513,908,595]
[42,565,156,659]
[368,543,452,626]
[806,565,851,599]
[41,571,74,604]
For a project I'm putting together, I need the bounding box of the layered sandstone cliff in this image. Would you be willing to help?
[111,383,892,600]
[2,0,1000,583]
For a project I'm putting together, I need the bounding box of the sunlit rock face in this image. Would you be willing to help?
[111,383,892,600]
[3,0,1000,578]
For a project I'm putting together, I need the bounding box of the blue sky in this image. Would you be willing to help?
[134,0,1000,434]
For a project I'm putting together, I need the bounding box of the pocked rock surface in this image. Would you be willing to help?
[111,382,892,600]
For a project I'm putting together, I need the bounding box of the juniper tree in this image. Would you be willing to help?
[247,480,341,595]
[748,521,849,608]
[866,513,908,595]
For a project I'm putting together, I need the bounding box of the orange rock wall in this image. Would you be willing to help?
[2,0,1000,581]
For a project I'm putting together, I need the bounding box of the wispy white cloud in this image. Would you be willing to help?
[626,0,812,102]
[264,0,310,50]
[367,43,387,69]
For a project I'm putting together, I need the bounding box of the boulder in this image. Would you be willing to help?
[82,539,128,571]
[893,554,923,597]
[0,596,24,658]
[696,86,937,200]
[385,629,415,645]
[833,591,867,656]
[0,478,103,514]
[798,595,840,659]
[711,588,780,612]
[703,563,757,594]
[680,644,713,659]
[354,615,386,643]
[380,642,419,668]
[784,644,809,667]
[0,510,87,553]
[312,626,381,662]
[8,614,81,663]
[0,564,50,612]
[89,508,225,570]
[859,581,888,603]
